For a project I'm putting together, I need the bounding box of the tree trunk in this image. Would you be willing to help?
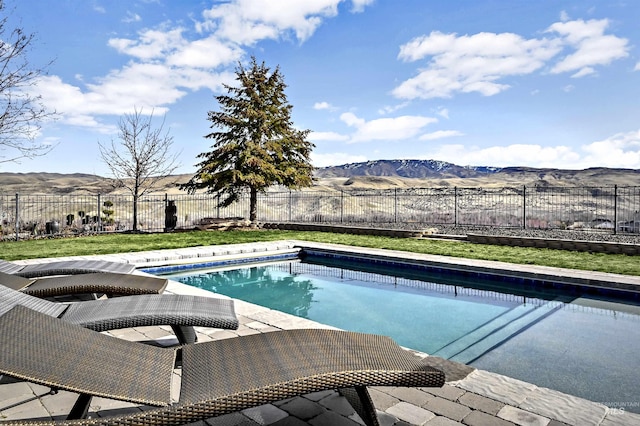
[132,193,139,231]
[249,187,258,223]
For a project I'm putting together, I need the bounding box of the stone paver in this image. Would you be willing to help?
[382,388,433,407]
[272,416,313,426]
[422,396,472,421]
[242,404,289,425]
[457,392,505,415]
[317,392,357,417]
[207,412,260,425]
[276,397,326,420]
[308,410,361,426]
[422,384,466,402]
[518,387,607,426]
[454,370,536,407]
[386,402,436,425]
[600,410,640,426]
[497,405,550,426]
[462,410,516,426]
[369,388,401,411]
[425,416,464,425]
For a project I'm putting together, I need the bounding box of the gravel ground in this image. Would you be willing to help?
[324,222,640,245]
[436,226,640,244]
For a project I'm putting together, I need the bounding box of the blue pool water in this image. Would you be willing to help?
[166,257,640,413]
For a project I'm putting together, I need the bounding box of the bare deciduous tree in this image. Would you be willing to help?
[99,108,180,231]
[0,1,57,164]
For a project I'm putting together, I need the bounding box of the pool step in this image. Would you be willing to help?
[431,304,536,360]
[433,301,562,364]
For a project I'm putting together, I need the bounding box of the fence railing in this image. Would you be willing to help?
[1,185,639,240]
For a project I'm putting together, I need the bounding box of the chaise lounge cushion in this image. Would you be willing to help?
[0,306,445,425]
[0,283,238,345]
[0,270,167,297]
[0,258,136,278]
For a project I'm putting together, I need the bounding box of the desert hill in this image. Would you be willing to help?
[1,160,639,195]
[0,172,193,195]
[315,159,499,179]
[315,160,640,189]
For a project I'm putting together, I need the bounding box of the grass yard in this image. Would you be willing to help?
[2,230,640,276]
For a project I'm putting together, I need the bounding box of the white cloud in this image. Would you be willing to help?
[123,11,142,23]
[311,152,367,167]
[351,0,374,13]
[429,143,580,168]
[419,130,464,141]
[435,107,449,119]
[33,64,234,131]
[199,0,350,45]
[570,67,595,78]
[308,131,349,141]
[394,31,561,99]
[313,101,332,110]
[85,63,188,112]
[340,112,437,143]
[93,3,106,14]
[42,136,61,146]
[393,17,629,100]
[340,112,366,128]
[635,62,640,71]
[580,130,640,168]
[166,36,243,68]
[378,102,409,115]
[547,19,629,76]
[108,28,187,61]
[425,130,640,169]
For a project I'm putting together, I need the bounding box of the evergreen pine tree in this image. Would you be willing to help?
[182,57,315,223]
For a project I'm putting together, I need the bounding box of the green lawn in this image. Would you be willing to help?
[2,230,639,276]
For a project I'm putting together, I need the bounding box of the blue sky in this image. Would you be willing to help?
[2,0,640,175]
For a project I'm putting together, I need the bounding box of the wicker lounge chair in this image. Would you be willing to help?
[0,306,445,425]
[0,271,168,298]
[0,258,136,278]
[0,284,238,344]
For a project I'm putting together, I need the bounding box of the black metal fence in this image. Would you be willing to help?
[1,185,639,240]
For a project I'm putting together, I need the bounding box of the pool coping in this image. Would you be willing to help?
[291,240,640,296]
[15,239,640,296]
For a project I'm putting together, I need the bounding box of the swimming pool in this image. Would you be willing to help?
[164,254,640,413]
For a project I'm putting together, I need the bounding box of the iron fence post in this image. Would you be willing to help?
[164,193,168,231]
[288,190,292,222]
[15,193,19,241]
[613,185,618,235]
[525,185,529,229]
[97,194,101,233]
[340,190,344,223]
[454,187,458,226]
[394,188,398,223]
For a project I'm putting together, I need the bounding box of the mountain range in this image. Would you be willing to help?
[1,160,640,195]
[314,160,640,188]
[315,159,502,179]
[315,159,639,179]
